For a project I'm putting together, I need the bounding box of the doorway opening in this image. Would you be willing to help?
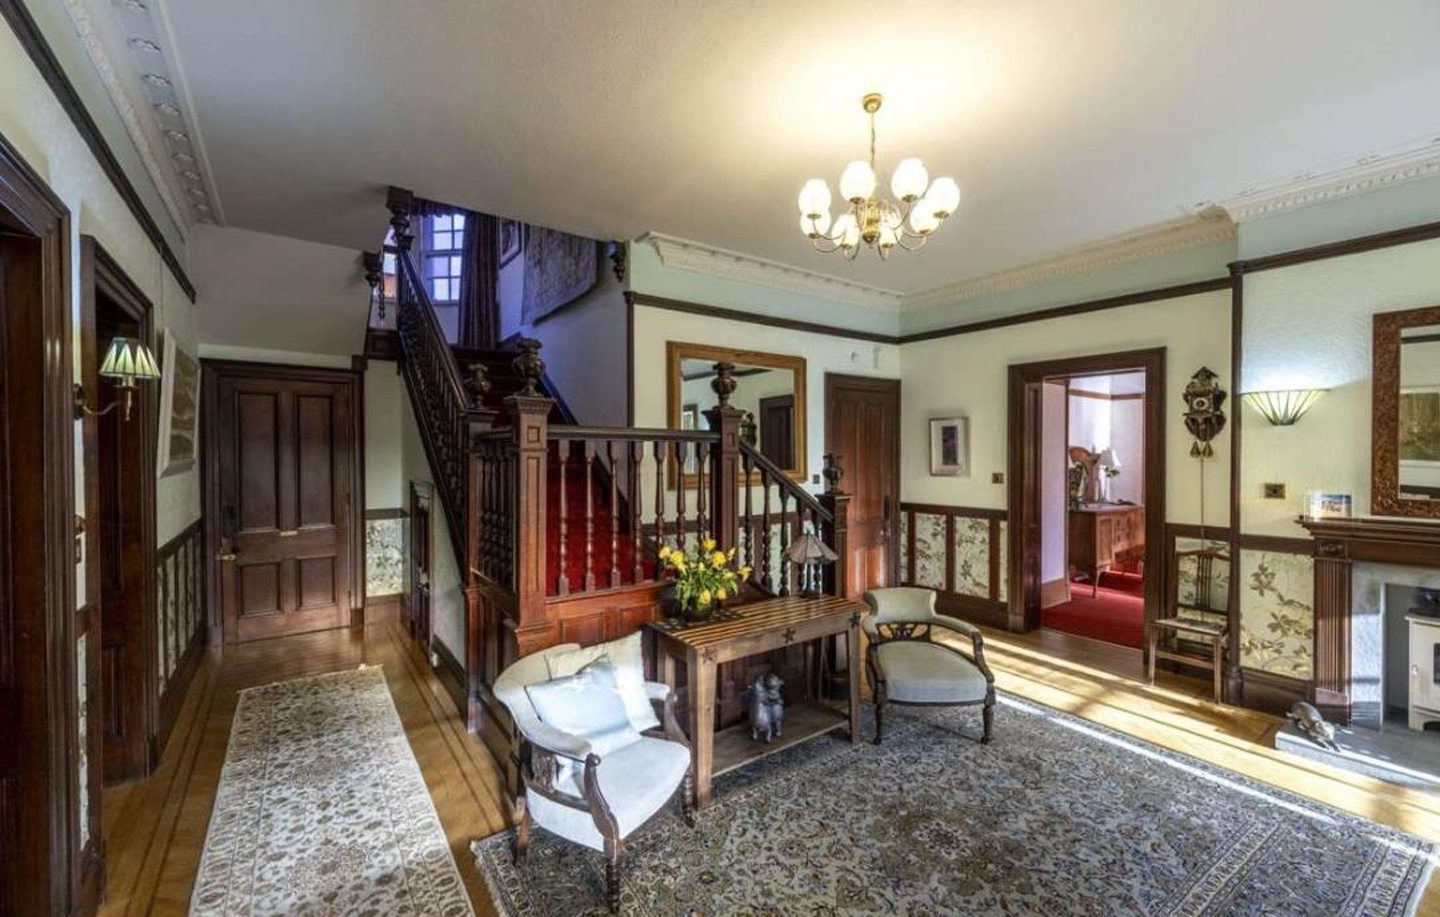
[1008,350,1165,657]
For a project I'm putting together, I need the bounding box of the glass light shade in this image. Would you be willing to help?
[800,211,832,238]
[926,177,961,216]
[832,213,860,248]
[890,158,929,201]
[99,336,161,382]
[1097,447,1121,469]
[877,223,898,249]
[797,179,832,218]
[1243,389,1326,426]
[838,160,876,203]
[909,205,940,235]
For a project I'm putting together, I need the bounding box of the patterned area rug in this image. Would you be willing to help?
[191,666,473,916]
[473,696,1436,916]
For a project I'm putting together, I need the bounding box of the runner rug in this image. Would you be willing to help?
[474,695,1436,916]
[191,666,473,916]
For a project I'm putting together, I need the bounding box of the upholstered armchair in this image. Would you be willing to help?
[862,587,996,745]
[493,637,694,914]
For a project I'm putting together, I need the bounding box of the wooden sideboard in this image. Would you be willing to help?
[1069,504,1145,594]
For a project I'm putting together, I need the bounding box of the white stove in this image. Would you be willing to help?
[1410,614,1440,731]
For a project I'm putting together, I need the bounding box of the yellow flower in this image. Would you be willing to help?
[716,588,728,601]
[728,547,736,560]
[658,545,671,561]
[702,537,717,552]
[711,550,727,568]
[739,566,752,580]
[698,589,712,606]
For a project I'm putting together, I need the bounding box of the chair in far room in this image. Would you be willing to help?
[863,587,996,745]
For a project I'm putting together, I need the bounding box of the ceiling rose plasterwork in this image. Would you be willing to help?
[1195,134,1440,223]
[640,232,905,312]
[60,0,224,229]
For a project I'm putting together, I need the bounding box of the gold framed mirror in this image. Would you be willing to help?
[1372,304,1440,518]
[665,341,807,483]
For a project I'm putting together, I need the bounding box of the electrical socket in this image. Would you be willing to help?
[992,472,1005,484]
[1263,482,1286,499]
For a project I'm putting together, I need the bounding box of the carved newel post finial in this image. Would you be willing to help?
[386,186,414,252]
[512,338,545,396]
[711,361,738,407]
[822,452,844,495]
[466,362,492,409]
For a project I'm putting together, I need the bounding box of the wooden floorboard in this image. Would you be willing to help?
[98,613,1437,915]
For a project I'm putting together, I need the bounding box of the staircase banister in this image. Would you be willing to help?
[391,245,480,416]
[547,425,721,444]
[739,440,832,522]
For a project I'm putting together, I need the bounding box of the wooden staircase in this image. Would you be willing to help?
[378,192,851,764]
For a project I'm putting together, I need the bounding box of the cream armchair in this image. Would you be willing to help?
[493,640,694,914]
[863,587,996,745]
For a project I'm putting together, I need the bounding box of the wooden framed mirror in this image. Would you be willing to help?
[1372,304,1440,518]
[666,341,807,483]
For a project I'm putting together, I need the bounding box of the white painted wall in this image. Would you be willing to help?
[193,224,369,357]
[364,363,406,510]
[1040,382,1068,587]
[398,386,465,666]
[900,289,1231,528]
[1240,237,1440,535]
[1109,397,1146,504]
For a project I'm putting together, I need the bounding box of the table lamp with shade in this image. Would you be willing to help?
[74,336,162,422]
[1096,446,1122,502]
[785,531,839,597]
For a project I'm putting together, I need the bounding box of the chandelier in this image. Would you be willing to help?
[798,93,960,260]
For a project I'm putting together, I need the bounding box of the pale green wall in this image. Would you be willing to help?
[1238,173,1440,258]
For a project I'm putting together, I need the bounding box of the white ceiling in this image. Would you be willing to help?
[152,0,1440,299]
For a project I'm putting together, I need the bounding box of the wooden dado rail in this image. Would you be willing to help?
[897,502,1009,627]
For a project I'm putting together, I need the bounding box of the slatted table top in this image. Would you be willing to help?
[648,595,865,649]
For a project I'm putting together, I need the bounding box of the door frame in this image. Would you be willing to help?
[0,131,82,914]
[200,360,365,644]
[407,480,433,649]
[79,236,159,788]
[1006,348,1166,635]
[824,373,902,590]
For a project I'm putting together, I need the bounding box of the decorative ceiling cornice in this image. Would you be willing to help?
[903,214,1236,311]
[60,0,223,230]
[1198,134,1440,223]
[638,232,905,311]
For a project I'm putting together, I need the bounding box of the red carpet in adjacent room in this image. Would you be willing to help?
[1042,573,1145,648]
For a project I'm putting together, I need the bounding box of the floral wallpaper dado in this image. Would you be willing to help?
[900,511,1005,602]
[367,516,405,598]
[1174,537,1230,627]
[1239,550,1314,680]
[952,517,990,599]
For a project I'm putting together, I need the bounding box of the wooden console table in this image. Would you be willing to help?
[648,595,864,807]
[1069,503,1145,594]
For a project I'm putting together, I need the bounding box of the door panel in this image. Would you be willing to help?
[825,375,901,596]
[214,370,356,642]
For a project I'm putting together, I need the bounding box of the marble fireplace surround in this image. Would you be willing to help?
[1299,516,1440,723]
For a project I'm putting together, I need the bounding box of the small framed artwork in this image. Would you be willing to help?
[930,417,970,477]
[499,219,524,267]
[1306,491,1353,519]
[156,333,200,477]
[680,403,701,431]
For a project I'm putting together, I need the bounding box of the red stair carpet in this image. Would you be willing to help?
[1041,570,1145,648]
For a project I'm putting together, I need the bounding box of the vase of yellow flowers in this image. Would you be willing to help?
[657,538,751,622]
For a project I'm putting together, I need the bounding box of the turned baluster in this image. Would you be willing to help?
[584,440,597,591]
[556,439,570,595]
[675,441,689,552]
[779,491,793,596]
[607,440,621,587]
[630,441,644,583]
[741,450,754,578]
[760,474,773,592]
[695,445,707,542]
[653,440,666,556]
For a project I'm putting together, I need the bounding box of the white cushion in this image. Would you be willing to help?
[875,641,989,704]
[524,659,641,762]
[528,736,691,851]
[545,632,660,733]
[862,587,938,635]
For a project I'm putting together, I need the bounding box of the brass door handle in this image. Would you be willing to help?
[278,529,299,538]
[216,552,237,562]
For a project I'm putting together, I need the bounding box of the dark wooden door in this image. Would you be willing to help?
[212,369,358,643]
[757,394,795,469]
[409,482,432,646]
[824,374,901,596]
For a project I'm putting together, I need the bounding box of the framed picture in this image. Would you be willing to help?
[680,403,701,431]
[156,333,200,477]
[498,219,524,267]
[929,417,969,477]
[1399,386,1440,466]
[1306,491,1353,519]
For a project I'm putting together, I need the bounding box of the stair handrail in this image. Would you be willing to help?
[739,439,832,523]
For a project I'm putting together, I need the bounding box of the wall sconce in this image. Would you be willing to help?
[1242,389,1327,426]
[74,336,162,422]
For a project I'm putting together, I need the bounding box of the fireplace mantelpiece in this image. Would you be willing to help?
[1297,515,1440,722]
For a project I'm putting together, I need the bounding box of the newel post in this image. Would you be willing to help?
[703,362,744,553]
[507,339,555,658]
[462,362,498,731]
[819,452,851,598]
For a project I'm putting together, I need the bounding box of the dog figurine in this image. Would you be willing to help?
[749,674,786,743]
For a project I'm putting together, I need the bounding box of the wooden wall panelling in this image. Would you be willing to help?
[894,503,1010,629]
[153,521,205,762]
